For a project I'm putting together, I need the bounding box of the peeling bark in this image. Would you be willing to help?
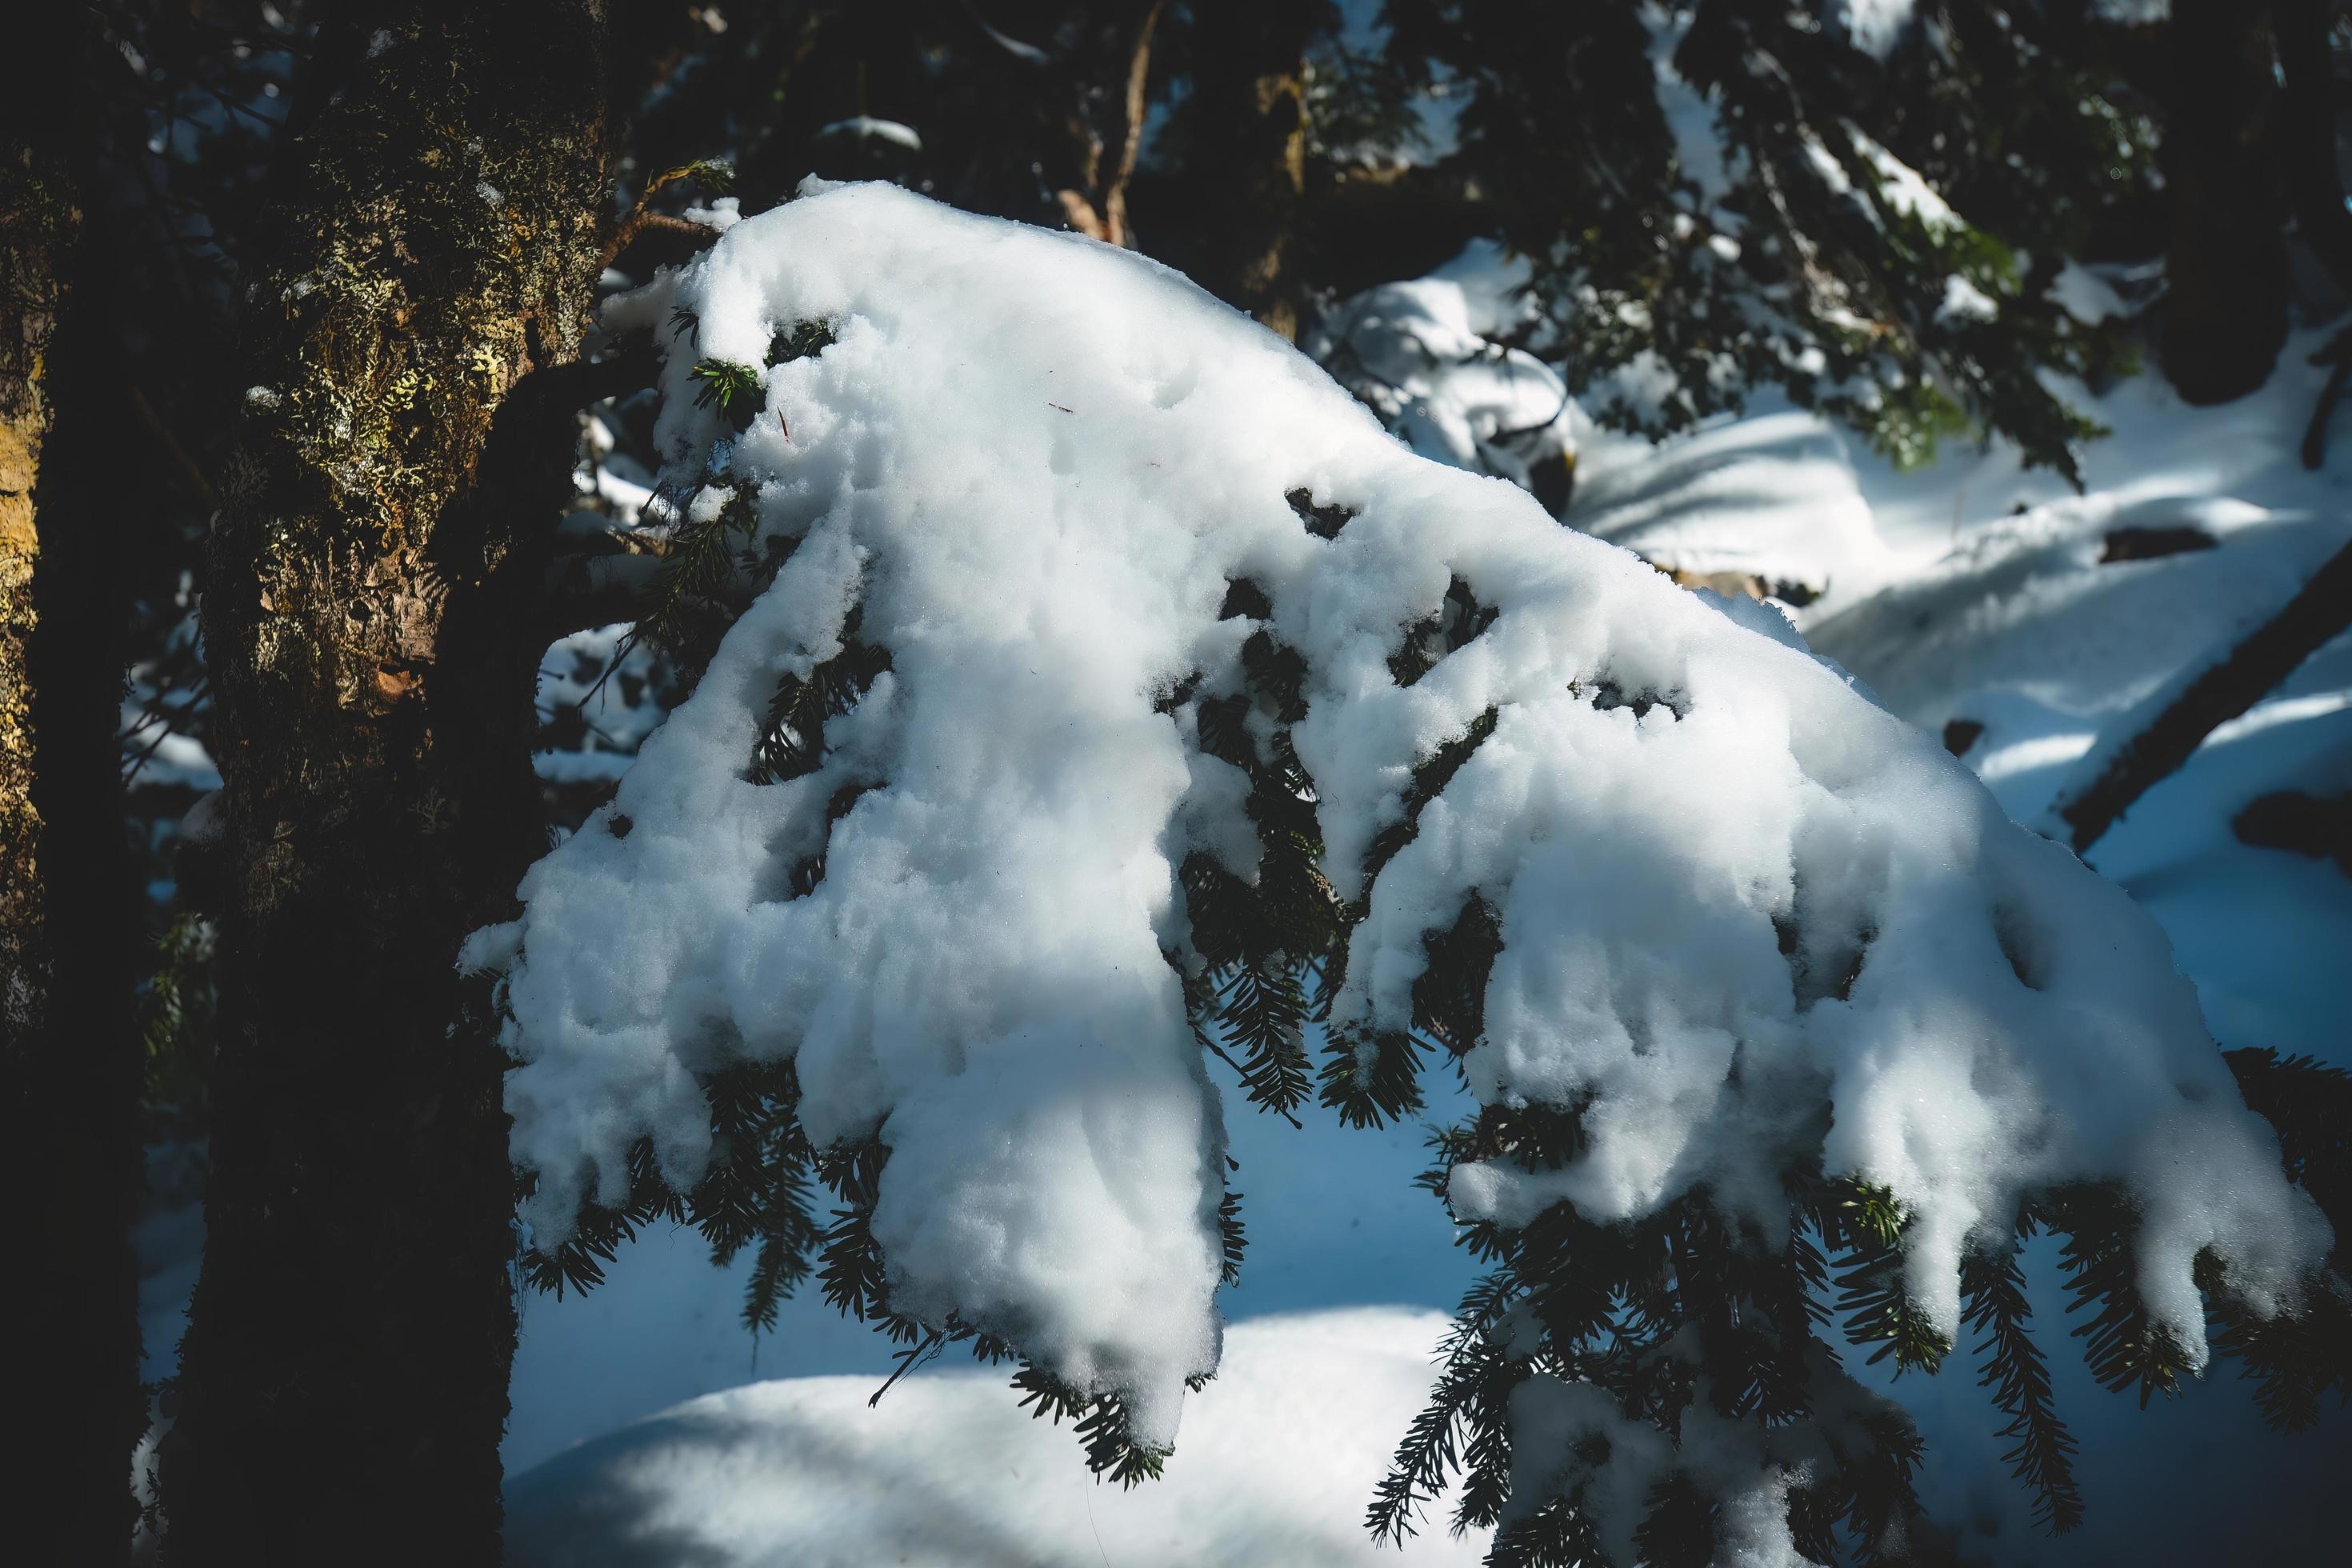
[163,6,613,1559]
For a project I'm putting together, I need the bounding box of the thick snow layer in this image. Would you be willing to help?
[484,182,2322,1463]
[506,1310,1488,1567]
[1307,240,1575,507]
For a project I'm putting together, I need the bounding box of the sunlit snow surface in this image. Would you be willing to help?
[478,180,2321,1555]
[508,1309,1490,1568]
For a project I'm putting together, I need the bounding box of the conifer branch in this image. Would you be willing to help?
[1830,1181,1952,1375]
[1961,1230,2084,1534]
[2048,1188,2186,1406]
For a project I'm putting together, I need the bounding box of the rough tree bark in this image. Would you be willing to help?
[162,5,612,1559]
[2,9,143,1562]
[2158,0,2290,405]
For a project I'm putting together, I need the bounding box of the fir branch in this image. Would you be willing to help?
[2206,1260,2352,1435]
[1484,1490,1601,1568]
[1634,1472,1718,1568]
[1841,1405,1931,1566]
[518,1205,639,1298]
[1362,706,1498,890]
[690,358,765,432]
[1454,1338,1530,1537]
[1213,953,1314,1117]
[1217,1186,1248,1286]
[748,611,892,785]
[1961,1232,2083,1533]
[1369,1272,1518,1545]
[767,318,837,366]
[1009,1367,1172,1487]
[1834,1194,1953,1377]
[2226,1046,2352,1246]
[1836,1257,1951,1376]
[1410,893,1502,1058]
[1388,574,1497,689]
[2048,1187,2186,1406]
[1317,1023,1426,1128]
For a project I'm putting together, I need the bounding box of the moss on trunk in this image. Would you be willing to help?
[165,6,613,1559]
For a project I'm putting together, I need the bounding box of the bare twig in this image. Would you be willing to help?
[600,210,721,269]
[867,1328,948,1407]
[1101,0,1165,247]
[2302,327,2352,470]
[128,382,219,510]
[1054,0,1163,248]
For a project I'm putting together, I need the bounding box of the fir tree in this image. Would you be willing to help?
[1366,0,2162,481]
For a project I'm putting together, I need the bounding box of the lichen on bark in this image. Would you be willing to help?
[168,6,614,1559]
[0,141,72,1025]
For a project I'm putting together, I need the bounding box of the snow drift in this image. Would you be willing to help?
[474,182,2323,1474]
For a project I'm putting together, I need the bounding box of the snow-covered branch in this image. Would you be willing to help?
[476,182,2326,1536]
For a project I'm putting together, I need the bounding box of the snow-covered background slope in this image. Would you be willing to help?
[472,218,2350,1564]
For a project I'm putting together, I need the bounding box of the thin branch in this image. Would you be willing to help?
[2303,326,2352,470]
[1101,0,1166,247]
[540,551,662,643]
[550,342,660,409]
[2052,538,2352,854]
[128,382,219,510]
[868,1328,948,1407]
[601,210,721,269]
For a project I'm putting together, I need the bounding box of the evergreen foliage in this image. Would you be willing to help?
[519,404,2349,1540]
[1367,0,2161,480]
[1958,1226,2082,1534]
[514,248,2345,1540]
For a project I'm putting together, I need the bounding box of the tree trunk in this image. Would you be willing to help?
[162,6,612,1559]
[2158,0,2290,405]
[2273,0,2352,298]
[1177,0,1318,340]
[2,12,144,1562]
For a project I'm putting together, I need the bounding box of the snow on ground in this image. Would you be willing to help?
[1809,336,2352,1069]
[501,1066,1478,1477]
[495,202,2346,1562]
[1570,406,1894,601]
[507,1309,1488,1568]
